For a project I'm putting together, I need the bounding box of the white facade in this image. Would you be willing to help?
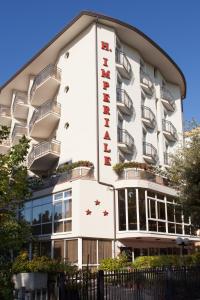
[0,11,198,268]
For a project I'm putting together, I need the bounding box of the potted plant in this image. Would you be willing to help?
[12,251,78,291]
[12,252,49,290]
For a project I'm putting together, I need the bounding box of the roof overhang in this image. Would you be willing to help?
[0,11,186,105]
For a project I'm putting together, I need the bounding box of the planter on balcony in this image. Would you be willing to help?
[13,272,47,290]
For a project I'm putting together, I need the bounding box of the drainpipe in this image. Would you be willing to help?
[95,18,117,258]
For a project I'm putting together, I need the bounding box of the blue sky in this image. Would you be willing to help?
[0,0,199,122]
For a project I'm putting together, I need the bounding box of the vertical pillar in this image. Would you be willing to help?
[78,238,82,269]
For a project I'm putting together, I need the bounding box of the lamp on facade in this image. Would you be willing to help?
[176,237,189,255]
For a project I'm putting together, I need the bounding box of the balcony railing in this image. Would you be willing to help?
[162,119,177,140]
[161,87,175,111]
[140,70,154,95]
[30,64,61,99]
[119,168,169,186]
[28,140,60,169]
[141,106,156,127]
[11,124,27,142]
[118,129,134,149]
[13,91,27,111]
[116,89,133,114]
[29,167,94,192]
[143,142,157,161]
[29,99,61,133]
[115,48,132,77]
[0,105,11,117]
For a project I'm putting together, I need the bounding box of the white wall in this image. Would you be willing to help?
[56,24,98,172]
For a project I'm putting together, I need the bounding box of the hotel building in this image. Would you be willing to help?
[0,11,199,268]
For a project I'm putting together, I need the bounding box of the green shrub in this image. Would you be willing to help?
[12,251,77,274]
[99,255,129,271]
[132,254,199,269]
[113,162,154,174]
[57,160,93,174]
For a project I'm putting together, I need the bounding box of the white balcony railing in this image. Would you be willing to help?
[28,140,60,169]
[29,100,61,133]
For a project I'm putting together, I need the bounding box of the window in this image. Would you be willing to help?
[54,240,64,259]
[82,239,97,265]
[118,189,126,231]
[98,240,112,262]
[139,189,146,230]
[53,190,72,233]
[19,189,72,236]
[127,188,137,230]
[65,240,78,263]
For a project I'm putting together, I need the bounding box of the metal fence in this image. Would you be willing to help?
[58,266,200,300]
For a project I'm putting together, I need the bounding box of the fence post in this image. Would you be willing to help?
[58,273,65,300]
[97,270,104,300]
[165,268,173,300]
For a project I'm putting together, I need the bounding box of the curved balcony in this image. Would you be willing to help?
[118,168,169,186]
[0,139,10,154]
[13,91,28,120]
[29,100,61,139]
[30,64,61,106]
[141,106,156,129]
[0,105,11,126]
[118,129,134,154]
[161,87,175,112]
[162,119,177,142]
[140,70,154,96]
[143,142,157,163]
[28,139,60,172]
[116,89,133,115]
[115,49,132,79]
[11,124,27,145]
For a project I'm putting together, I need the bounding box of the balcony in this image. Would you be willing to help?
[115,49,132,79]
[30,64,61,106]
[29,100,61,139]
[141,106,156,129]
[0,139,10,154]
[0,105,11,126]
[28,140,60,171]
[143,142,157,163]
[161,87,175,112]
[162,119,177,142]
[13,91,28,120]
[140,70,154,96]
[118,168,169,186]
[118,129,134,154]
[116,89,133,115]
[11,124,27,145]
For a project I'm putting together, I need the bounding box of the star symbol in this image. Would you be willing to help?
[85,209,92,215]
[103,210,109,216]
[95,200,101,206]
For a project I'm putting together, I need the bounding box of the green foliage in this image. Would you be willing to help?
[0,126,32,298]
[113,161,154,174]
[165,124,200,228]
[132,253,200,269]
[12,251,77,274]
[57,160,93,173]
[99,254,129,271]
[99,253,200,271]
[0,264,13,300]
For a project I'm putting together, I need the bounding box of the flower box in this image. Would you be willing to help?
[13,272,47,290]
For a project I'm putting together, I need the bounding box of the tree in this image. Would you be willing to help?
[166,124,200,230]
[0,125,32,298]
